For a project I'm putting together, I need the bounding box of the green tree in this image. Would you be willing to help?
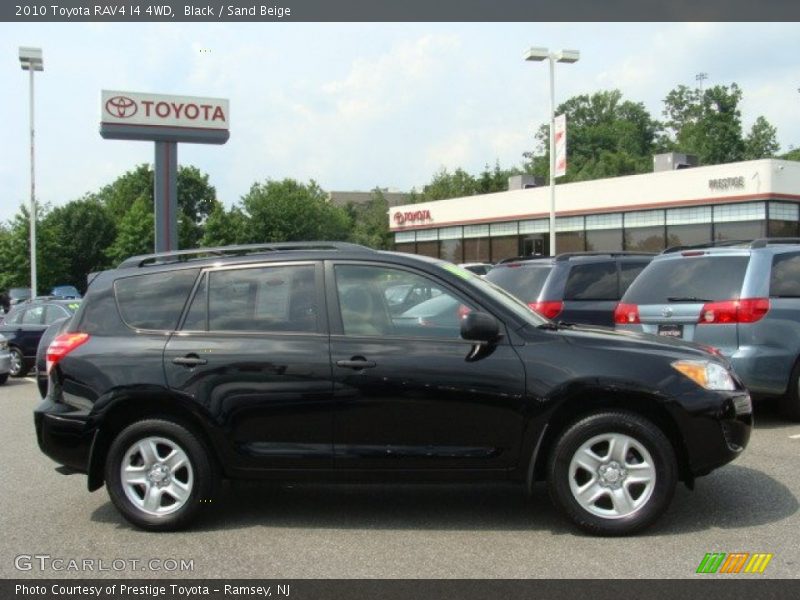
[524,90,662,182]
[43,197,117,292]
[781,147,800,162]
[744,116,780,159]
[346,189,393,250]
[105,197,155,265]
[477,161,522,194]
[238,179,351,243]
[200,201,247,247]
[662,83,746,164]
[419,167,478,201]
[96,163,218,249]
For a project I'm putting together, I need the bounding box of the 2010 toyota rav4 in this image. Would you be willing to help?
[35,242,752,535]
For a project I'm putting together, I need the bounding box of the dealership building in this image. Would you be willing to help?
[389,157,800,262]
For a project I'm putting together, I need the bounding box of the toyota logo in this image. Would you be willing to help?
[105,96,138,118]
[393,212,405,225]
[662,307,673,318]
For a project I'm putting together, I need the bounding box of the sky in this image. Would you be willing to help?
[0,22,798,221]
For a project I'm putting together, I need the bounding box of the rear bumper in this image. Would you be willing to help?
[34,399,95,473]
[726,346,794,397]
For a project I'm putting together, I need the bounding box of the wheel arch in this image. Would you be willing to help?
[527,389,692,490]
[87,392,222,492]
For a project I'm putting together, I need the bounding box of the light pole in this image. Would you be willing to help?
[19,47,43,299]
[524,47,579,256]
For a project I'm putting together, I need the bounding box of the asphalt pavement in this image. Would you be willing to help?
[1,377,798,579]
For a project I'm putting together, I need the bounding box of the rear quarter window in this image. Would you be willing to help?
[770,252,800,297]
[623,256,749,304]
[485,265,552,302]
[114,269,200,331]
[564,262,618,301]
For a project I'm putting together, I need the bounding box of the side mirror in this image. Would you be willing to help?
[460,311,501,343]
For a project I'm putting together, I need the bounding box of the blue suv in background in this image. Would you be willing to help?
[616,238,800,420]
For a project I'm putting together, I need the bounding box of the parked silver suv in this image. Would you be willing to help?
[615,238,800,419]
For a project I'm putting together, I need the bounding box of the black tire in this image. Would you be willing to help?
[779,361,800,421]
[0,373,8,385]
[547,411,677,536]
[104,418,216,531]
[9,347,28,377]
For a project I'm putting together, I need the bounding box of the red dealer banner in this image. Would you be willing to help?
[554,113,567,178]
[101,90,229,130]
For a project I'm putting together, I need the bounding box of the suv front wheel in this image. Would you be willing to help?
[547,411,677,536]
[105,419,215,531]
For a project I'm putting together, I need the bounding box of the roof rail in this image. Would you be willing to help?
[117,241,374,269]
[663,238,800,254]
[662,240,752,254]
[497,255,547,264]
[554,251,656,262]
[750,237,800,248]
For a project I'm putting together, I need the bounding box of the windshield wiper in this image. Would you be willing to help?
[666,296,712,303]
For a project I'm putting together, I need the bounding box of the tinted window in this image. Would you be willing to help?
[564,263,618,301]
[619,262,649,295]
[22,305,45,324]
[485,265,552,302]
[3,309,23,325]
[623,256,749,304]
[770,253,800,297]
[114,269,200,331]
[205,265,318,333]
[335,265,473,339]
[182,274,207,330]
[44,305,70,324]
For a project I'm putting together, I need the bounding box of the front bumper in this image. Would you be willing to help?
[0,350,11,375]
[675,389,753,477]
[34,399,95,473]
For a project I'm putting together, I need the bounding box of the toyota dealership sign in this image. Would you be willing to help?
[100,90,230,144]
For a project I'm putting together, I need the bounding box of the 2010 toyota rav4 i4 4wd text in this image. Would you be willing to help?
[35,242,752,535]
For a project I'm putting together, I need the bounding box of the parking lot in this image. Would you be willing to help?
[1,376,798,579]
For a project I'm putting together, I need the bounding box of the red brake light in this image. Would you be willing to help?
[528,301,563,320]
[46,333,90,374]
[614,303,640,324]
[698,298,770,325]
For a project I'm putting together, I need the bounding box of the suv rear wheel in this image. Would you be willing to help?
[105,419,215,531]
[547,411,677,536]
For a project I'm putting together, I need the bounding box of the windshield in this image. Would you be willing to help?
[438,263,548,326]
[485,264,552,302]
[623,255,749,304]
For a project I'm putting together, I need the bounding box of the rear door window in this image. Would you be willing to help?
[564,263,618,301]
[485,265,552,302]
[770,252,800,297]
[623,256,749,304]
[114,269,200,331]
[188,264,319,333]
[44,305,70,324]
[21,306,45,325]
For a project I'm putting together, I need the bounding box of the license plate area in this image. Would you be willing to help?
[658,324,683,338]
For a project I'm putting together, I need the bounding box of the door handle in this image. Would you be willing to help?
[172,355,208,367]
[336,358,376,370]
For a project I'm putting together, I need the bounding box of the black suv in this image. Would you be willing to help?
[35,242,751,535]
[485,252,654,327]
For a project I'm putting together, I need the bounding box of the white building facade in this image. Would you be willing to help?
[389,159,800,262]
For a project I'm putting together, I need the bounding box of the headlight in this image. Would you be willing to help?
[671,360,736,391]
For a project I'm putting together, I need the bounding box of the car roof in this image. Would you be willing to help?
[493,251,654,268]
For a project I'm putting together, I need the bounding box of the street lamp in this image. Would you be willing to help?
[19,46,43,299]
[524,47,579,256]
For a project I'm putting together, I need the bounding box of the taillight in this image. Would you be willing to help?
[614,303,640,324]
[46,333,90,374]
[698,298,770,325]
[528,301,563,320]
[457,304,472,320]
